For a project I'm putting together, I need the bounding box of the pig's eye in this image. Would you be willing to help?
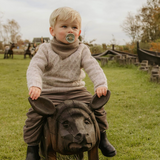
[84,118,91,124]
[62,120,69,128]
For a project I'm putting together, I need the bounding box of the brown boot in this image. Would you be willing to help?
[99,131,116,157]
[26,145,40,160]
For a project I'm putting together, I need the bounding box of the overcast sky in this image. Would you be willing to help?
[0,0,147,45]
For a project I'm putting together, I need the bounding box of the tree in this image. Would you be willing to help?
[122,0,160,43]
[3,19,21,43]
[16,35,24,47]
[121,12,141,42]
[24,39,30,44]
[137,0,160,42]
[110,34,119,45]
[0,11,4,42]
[0,16,22,44]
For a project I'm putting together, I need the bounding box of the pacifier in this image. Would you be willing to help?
[66,33,75,43]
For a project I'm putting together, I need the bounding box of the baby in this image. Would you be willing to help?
[24,7,116,159]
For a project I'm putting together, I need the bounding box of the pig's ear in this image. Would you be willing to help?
[90,90,111,110]
[28,96,56,116]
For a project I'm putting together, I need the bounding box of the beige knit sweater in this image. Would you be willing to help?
[27,43,108,93]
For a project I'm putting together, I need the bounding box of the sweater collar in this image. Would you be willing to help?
[50,38,80,60]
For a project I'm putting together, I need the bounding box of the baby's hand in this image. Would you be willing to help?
[96,86,107,98]
[29,86,41,100]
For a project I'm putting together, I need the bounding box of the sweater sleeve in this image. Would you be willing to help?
[27,44,48,90]
[81,45,108,92]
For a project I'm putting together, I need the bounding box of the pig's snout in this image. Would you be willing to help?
[74,132,91,144]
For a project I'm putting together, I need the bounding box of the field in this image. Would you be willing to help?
[0,54,160,160]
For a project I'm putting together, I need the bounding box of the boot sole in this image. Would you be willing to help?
[102,150,116,157]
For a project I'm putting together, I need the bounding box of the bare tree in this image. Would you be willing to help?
[121,12,141,42]
[110,34,119,45]
[0,11,4,42]
[0,18,21,44]
[5,19,21,43]
[121,0,160,43]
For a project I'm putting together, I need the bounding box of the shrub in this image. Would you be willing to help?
[90,44,103,54]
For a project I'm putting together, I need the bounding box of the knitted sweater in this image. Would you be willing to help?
[27,43,108,93]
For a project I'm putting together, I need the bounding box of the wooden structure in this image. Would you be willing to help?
[93,45,138,66]
[137,41,160,66]
[28,91,111,160]
[150,65,160,83]
[100,57,108,67]
[139,60,149,72]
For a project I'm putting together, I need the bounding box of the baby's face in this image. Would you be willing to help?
[50,18,81,44]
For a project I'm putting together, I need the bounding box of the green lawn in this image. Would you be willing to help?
[0,54,160,160]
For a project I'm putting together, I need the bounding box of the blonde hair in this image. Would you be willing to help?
[49,7,81,29]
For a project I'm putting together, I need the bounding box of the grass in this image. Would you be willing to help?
[0,54,160,160]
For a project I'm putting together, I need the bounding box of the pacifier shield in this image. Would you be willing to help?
[66,34,75,43]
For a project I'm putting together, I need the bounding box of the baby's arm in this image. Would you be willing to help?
[96,86,107,98]
[29,86,41,100]
[27,44,48,94]
[81,45,108,96]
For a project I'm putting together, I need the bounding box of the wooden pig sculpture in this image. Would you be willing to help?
[28,90,111,160]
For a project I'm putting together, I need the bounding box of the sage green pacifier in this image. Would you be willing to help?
[66,33,75,43]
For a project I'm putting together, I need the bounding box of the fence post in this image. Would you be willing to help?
[137,41,139,49]
[112,44,114,50]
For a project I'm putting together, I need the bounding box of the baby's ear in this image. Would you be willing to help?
[28,96,56,116]
[89,90,111,110]
[49,27,55,37]
[78,30,81,36]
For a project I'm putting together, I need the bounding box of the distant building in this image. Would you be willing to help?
[32,37,50,44]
